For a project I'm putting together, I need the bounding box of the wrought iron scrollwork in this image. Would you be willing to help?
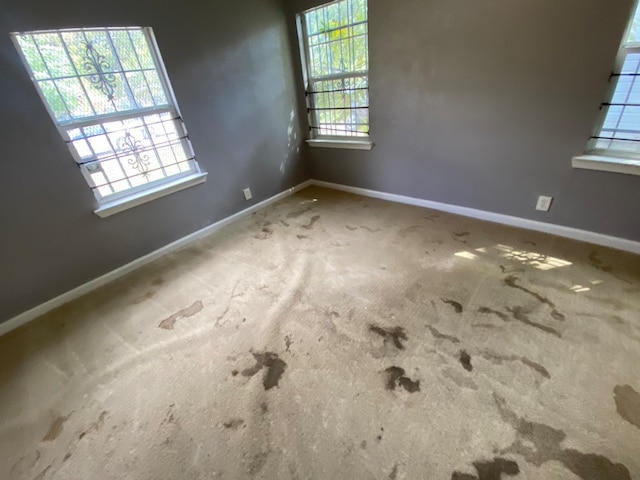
[118,131,150,177]
[82,41,117,101]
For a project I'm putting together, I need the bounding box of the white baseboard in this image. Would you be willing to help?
[0,180,313,338]
[310,180,640,255]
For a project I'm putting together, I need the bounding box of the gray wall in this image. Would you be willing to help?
[0,0,309,323]
[286,0,640,242]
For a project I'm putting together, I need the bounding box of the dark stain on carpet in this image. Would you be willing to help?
[479,351,550,379]
[248,451,269,475]
[454,232,470,237]
[388,464,399,479]
[254,227,273,240]
[151,277,165,286]
[302,215,321,229]
[442,299,463,313]
[426,324,460,344]
[78,411,108,440]
[588,250,614,273]
[297,234,311,240]
[507,306,561,337]
[286,207,312,218]
[384,366,420,393]
[459,350,473,371]
[242,352,287,390]
[494,393,632,480]
[158,301,203,330]
[614,385,640,429]
[478,307,509,322]
[223,419,245,430]
[504,276,565,321]
[369,325,408,350]
[42,413,71,441]
[33,465,51,480]
[284,335,293,352]
[451,457,520,480]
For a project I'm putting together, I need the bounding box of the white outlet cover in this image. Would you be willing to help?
[536,195,553,212]
[243,188,252,200]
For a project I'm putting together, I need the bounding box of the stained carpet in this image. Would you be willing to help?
[1,186,639,480]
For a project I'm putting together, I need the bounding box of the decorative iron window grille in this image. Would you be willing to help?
[298,0,369,138]
[11,27,201,202]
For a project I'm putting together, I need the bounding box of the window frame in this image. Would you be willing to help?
[10,26,206,213]
[574,0,640,175]
[296,0,373,149]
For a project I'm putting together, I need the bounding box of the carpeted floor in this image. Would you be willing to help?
[1,186,639,480]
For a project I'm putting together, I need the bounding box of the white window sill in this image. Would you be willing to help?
[307,139,373,150]
[94,172,208,218]
[572,155,640,176]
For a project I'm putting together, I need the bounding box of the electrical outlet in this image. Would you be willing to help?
[243,188,252,201]
[536,195,553,212]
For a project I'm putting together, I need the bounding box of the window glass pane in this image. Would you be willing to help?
[33,33,76,78]
[309,76,369,136]
[143,70,168,106]
[626,2,640,43]
[37,80,70,121]
[15,35,49,79]
[109,30,140,71]
[621,53,640,74]
[129,30,154,69]
[125,71,155,108]
[56,77,95,119]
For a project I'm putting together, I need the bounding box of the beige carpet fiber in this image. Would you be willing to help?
[1,186,640,480]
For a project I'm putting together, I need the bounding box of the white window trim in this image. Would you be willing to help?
[572,154,640,176]
[11,27,207,215]
[94,172,207,218]
[296,0,372,148]
[574,1,640,175]
[307,138,373,149]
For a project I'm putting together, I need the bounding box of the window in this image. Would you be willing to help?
[297,0,371,147]
[11,27,205,215]
[575,1,640,174]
